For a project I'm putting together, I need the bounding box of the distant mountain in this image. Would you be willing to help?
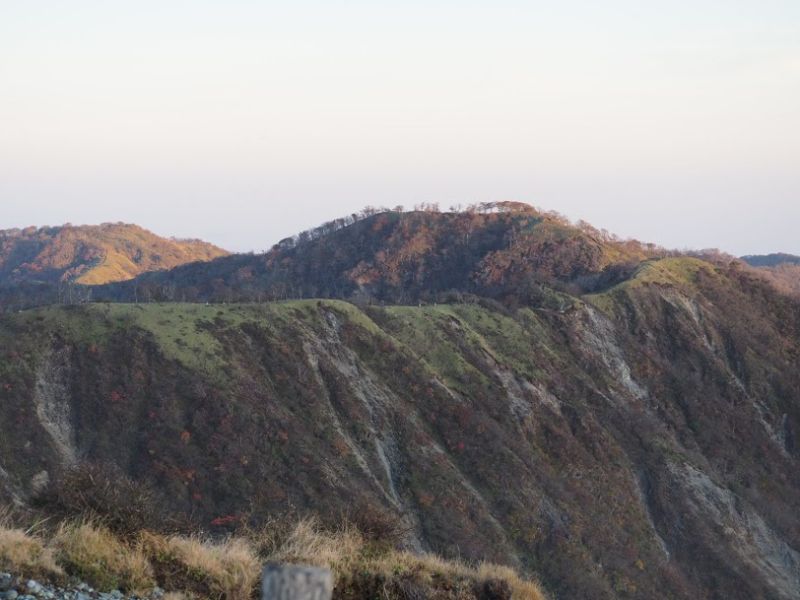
[0,223,228,286]
[741,254,800,297]
[97,202,672,304]
[742,253,800,268]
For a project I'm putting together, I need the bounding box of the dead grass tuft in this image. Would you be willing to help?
[477,563,547,600]
[140,531,260,600]
[265,518,364,571]
[54,521,154,592]
[264,519,547,600]
[0,526,63,581]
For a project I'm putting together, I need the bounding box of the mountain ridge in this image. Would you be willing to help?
[7,204,795,309]
[90,203,680,306]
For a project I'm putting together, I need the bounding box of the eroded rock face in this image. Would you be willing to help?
[671,462,800,599]
[0,260,799,599]
[34,347,77,466]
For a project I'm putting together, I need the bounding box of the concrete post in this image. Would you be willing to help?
[262,564,334,600]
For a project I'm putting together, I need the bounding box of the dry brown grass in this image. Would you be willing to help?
[0,512,545,600]
[264,518,363,571]
[54,522,154,592]
[364,551,546,600]
[476,563,547,600]
[262,518,547,600]
[0,526,63,581]
[140,531,260,600]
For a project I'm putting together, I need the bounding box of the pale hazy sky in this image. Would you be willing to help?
[2,1,799,254]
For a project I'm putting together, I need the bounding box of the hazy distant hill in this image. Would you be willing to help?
[742,253,800,268]
[741,253,800,297]
[0,223,228,286]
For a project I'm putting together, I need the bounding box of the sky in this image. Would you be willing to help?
[1,1,799,255]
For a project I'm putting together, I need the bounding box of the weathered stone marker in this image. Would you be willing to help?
[262,564,333,600]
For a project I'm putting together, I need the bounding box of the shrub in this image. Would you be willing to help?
[341,504,413,549]
[33,462,188,536]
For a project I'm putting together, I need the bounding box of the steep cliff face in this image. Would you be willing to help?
[2,256,799,599]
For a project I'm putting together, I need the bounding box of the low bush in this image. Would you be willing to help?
[34,463,187,536]
[341,504,414,549]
